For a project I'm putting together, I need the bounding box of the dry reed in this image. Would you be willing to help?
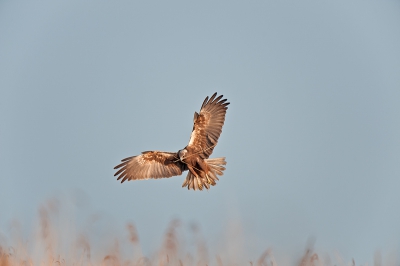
[0,200,394,266]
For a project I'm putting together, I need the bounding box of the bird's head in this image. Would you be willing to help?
[178,149,187,162]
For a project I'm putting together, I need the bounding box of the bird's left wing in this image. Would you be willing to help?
[187,93,229,158]
[114,151,187,183]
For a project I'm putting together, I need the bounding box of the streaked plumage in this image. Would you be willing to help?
[114,93,229,190]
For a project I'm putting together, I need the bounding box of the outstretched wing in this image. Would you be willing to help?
[187,93,229,158]
[114,151,187,183]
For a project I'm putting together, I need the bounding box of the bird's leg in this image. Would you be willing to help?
[187,164,203,191]
[205,173,213,185]
[196,158,212,184]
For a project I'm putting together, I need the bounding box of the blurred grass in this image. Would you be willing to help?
[0,199,393,266]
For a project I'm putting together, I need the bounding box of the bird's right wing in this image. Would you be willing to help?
[114,151,187,183]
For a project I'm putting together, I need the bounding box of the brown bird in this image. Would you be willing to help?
[114,93,229,190]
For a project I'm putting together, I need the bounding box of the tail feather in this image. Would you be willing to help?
[193,175,200,190]
[207,170,219,182]
[205,157,227,166]
[182,157,226,191]
[210,168,224,176]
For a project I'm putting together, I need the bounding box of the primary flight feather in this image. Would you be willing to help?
[114,92,229,190]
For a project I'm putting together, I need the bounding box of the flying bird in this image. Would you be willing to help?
[114,92,229,190]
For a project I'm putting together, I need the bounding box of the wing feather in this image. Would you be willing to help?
[187,93,229,158]
[114,151,187,183]
[121,156,133,162]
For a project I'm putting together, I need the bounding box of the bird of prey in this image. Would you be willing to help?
[114,93,229,190]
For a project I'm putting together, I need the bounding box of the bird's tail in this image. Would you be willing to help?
[182,157,227,191]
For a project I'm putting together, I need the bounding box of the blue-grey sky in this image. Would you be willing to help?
[1,0,400,263]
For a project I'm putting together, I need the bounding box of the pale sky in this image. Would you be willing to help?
[1,0,400,264]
